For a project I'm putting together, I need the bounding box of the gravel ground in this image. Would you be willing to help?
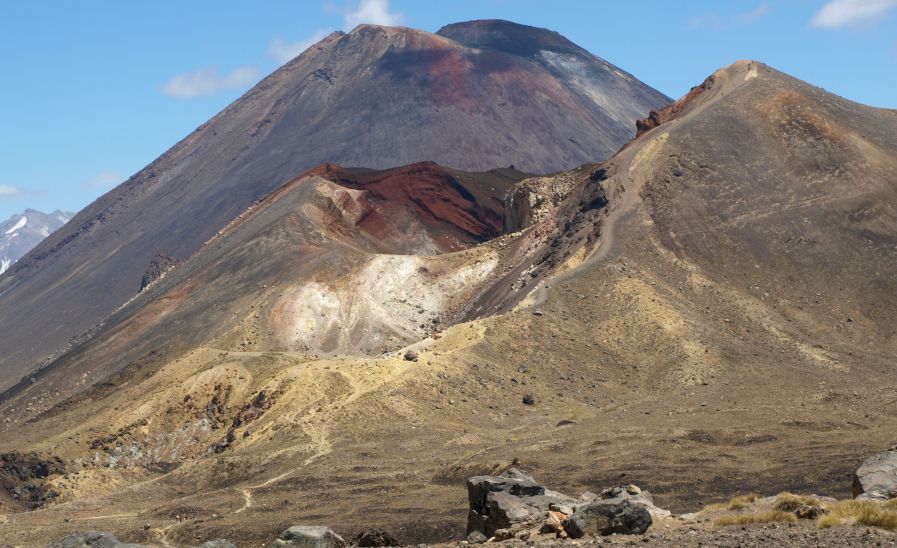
[438,523,897,548]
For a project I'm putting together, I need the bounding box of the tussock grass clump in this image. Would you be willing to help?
[818,500,897,531]
[714,509,797,527]
[705,493,762,511]
[775,492,821,512]
[727,493,761,510]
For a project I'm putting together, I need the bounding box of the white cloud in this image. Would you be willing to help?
[741,3,771,23]
[81,171,123,191]
[265,1,402,67]
[0,185,25,199]
[344,0,403,29]
[690,3,770,30]
[268,30,332,64]
[162,66,260,98]
[811,0,897,28]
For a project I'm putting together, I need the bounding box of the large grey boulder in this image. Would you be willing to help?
[483,490,542,531]
[273,526,346,548]
[48,531,146,548]
[466,468,548,536]
[563,500,616,538]
[594,485,671,519]
[465,468,547,536]
[563,500,652,538]
[467,468,545,510]
[853,446,897,500]
[607,501,652,535]
[465,470,664,540]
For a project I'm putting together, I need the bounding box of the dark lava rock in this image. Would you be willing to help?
[562,501,615,538]
[607,500,652,535]
[465,469,665,539]
[351,528,397,547]
[467,468,546,536]
[522,394,535,405]
[403,350,419,362]
[853,445,897,500]
[0,451,64,481]
[0,451,65,509]
[563,500,652,538]
[139,253,176,292]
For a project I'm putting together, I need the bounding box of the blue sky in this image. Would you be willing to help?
[1,0,896,220]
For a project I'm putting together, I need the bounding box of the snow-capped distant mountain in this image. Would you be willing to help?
[0,209,72,275]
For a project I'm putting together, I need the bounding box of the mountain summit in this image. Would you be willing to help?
[436,19,664,136]
[263,19,668,173]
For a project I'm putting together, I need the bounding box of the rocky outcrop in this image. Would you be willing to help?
[466,469,665,541]
[561,485,668,538]
[0,451,64,510]
[504,168,596,232]
[466,468,546,537]
[592,485,672,518]
[47,531,145,548]
[635,73,717,137]
[562,500,651,538]
[139,253,176,292]
[273,526,347,548]
[853,446,897,500]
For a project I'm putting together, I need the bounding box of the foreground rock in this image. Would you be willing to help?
[274,525,347,548]
[563,500,651,538]
[446,521,897,547]
[466,469,668,541]
[351,528,398,547]
[853,446,897,500]
[47,531,145,548]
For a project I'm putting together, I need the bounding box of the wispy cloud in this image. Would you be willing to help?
[0,185,25,199]
[690,3,770,30]
[811,0,897,28]
[268,30,332,64]
[162,66,259,98]
[741,3,771,23]
[80,171,122,191]
[266,1,402,65]
[344,0,403,29]
[0,184,43,200]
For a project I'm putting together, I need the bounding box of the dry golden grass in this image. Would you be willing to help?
[818,500,897,531]
[705,493,762,511]
[714,510,797,527]
[775,492,821,512]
